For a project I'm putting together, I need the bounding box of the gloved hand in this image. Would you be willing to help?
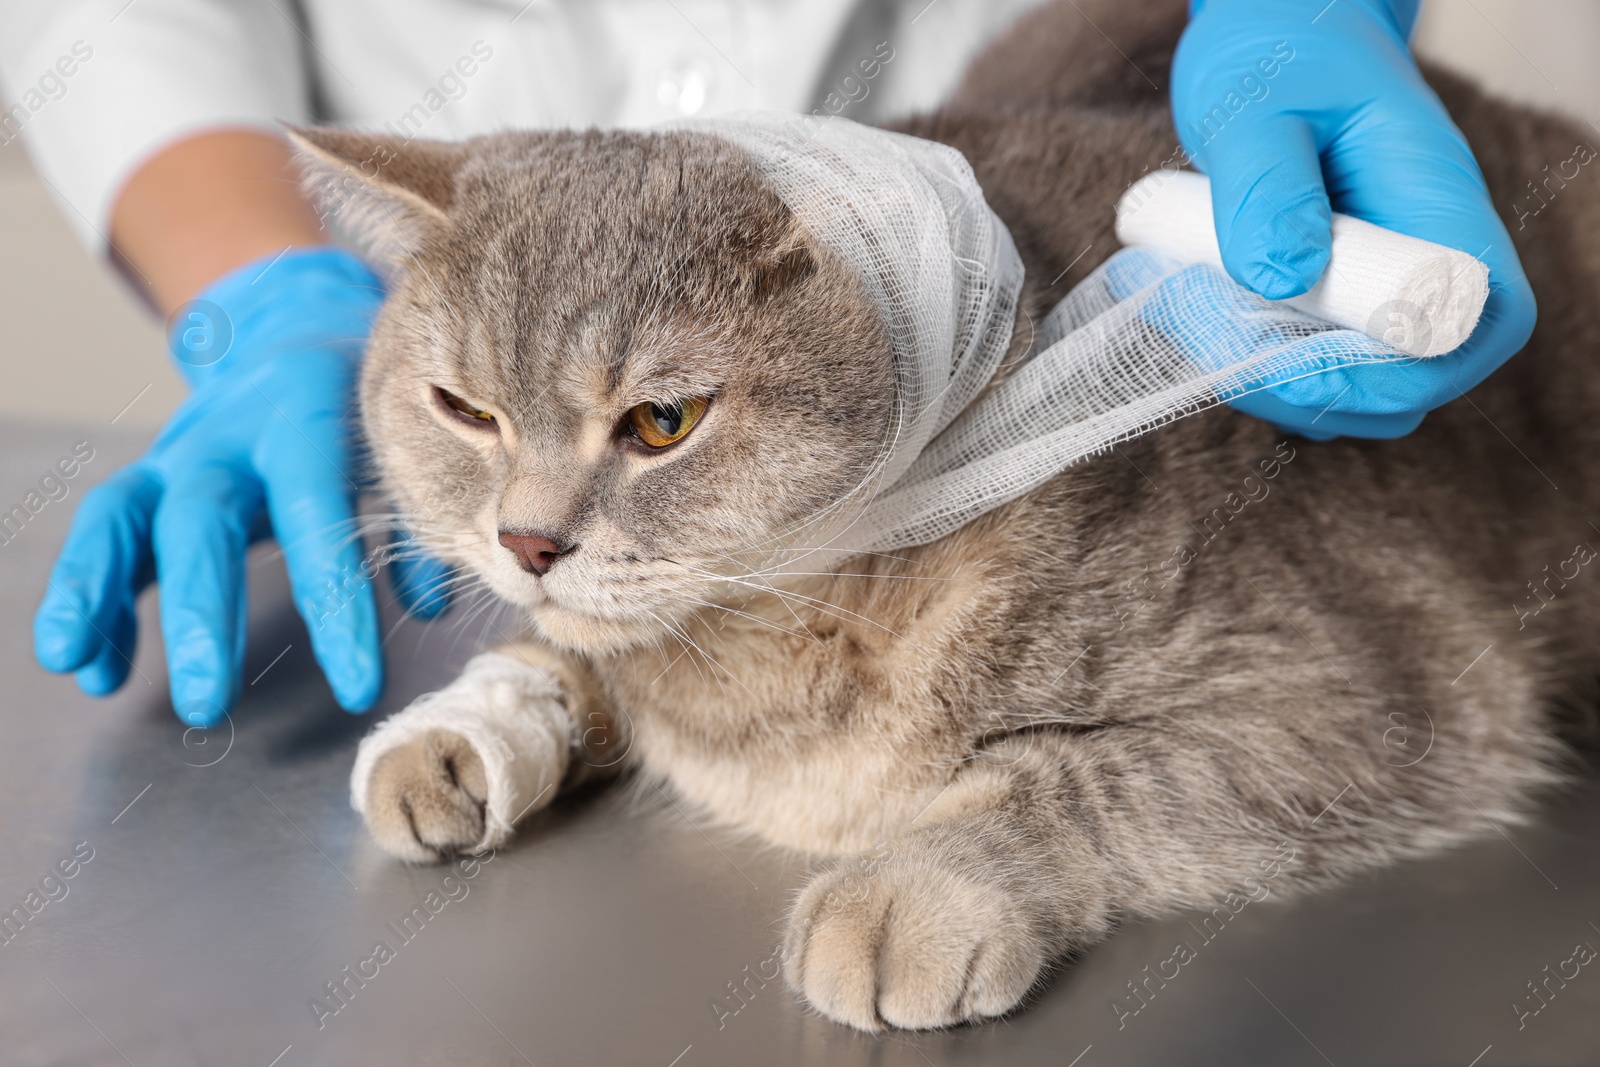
[1172,0,1536,439]
[34,247,451,726]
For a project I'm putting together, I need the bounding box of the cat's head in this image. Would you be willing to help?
[292,127,896,653]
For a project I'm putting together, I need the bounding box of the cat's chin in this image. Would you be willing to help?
[526,601,663,655]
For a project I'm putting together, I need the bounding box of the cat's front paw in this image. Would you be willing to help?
[784,852,1047,1031]
[350,651,577,862]
[363,729,489,863]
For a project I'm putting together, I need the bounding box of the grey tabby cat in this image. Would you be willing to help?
[290,0,1599,1031]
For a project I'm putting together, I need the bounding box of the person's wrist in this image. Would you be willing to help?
[167,246,386,388]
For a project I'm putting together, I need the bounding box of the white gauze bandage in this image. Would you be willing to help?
[1114,169,1489,358]
[350,652,573,851]
[689,114,1489,555]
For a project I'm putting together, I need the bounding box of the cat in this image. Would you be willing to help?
[290,0,1600,1032]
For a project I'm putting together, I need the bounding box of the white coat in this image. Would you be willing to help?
[0,0,1047,249]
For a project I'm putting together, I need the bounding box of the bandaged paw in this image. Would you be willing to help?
[350,651,574,858]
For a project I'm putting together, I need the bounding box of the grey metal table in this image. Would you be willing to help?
[3,421,1597,1066]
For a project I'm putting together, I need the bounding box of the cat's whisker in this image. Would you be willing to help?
[636,622,676,678]
[448,591,521,659]
[645,611,712,689]
[670,560,918,647]
[670,593,818,643]
[444,590,520,660]
[737,545,920,565]
[723,566,956,584]
[403,577,500,637]
[661,551,829,646]
[650,609,757,699]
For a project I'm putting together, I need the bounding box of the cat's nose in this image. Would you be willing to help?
[497,530,575,576]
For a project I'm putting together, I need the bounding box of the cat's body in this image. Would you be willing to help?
[294,0,1600,1031]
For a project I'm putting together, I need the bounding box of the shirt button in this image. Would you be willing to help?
[657,57,715,115]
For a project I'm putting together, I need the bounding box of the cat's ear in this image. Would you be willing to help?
[285,125,468,272]
[753,213,817,299]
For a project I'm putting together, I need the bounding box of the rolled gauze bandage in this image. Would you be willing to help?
[1114,170,1489,358]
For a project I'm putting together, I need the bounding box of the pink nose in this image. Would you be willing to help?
[498,530,574,576]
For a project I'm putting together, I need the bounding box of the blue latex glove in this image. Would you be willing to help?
[34,247,451,726]
[1172,0,1536,439]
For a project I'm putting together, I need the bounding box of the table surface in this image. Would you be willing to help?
[2,420,1597,1067]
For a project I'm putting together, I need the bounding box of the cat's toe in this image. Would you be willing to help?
[784,858,1045,1031]
[362,729,489,862]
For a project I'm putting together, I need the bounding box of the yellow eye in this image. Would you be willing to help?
[626,397,707,448]
[436,387,496,424]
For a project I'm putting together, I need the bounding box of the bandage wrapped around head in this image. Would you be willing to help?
[689,114,1486,557]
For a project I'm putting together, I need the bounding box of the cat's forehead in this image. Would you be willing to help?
[401,131,806,393]
[416,135,785,328]
[454,129,789,246]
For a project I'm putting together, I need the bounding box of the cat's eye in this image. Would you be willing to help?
[625,397,708,449]
[434,386,497,428]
